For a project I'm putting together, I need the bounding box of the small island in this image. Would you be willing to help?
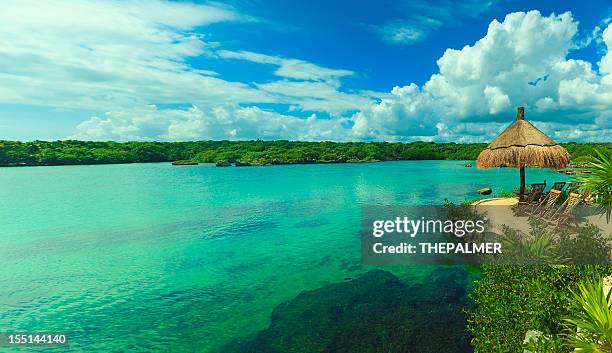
[171,160,198,166]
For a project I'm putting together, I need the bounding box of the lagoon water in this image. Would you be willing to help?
[0,161,569,352]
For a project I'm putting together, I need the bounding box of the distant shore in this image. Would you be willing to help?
[0,140,609,167]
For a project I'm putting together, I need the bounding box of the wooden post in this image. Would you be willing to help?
[518,107,526,201]
[519,165,526,201]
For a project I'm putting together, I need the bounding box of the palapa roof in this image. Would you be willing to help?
[477,107,570,169]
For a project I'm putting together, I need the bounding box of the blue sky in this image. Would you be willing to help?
[0,0,611,142]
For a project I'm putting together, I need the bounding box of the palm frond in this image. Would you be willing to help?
[564,279,612,352]
[573,149,612,222]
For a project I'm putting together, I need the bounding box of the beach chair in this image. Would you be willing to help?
[538,181,566,202]
[549,192,583,229]
[527,183,546,204]
[550,181,566,192]
[518,182,546,204]
[528,189,563,218]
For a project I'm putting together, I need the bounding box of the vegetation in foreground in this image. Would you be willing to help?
[468,217,612,352]
[0,140,610,167]
[468,151,612,352]
[470,262,612,353]
[564,279,612,353]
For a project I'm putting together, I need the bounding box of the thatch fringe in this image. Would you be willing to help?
[476,144,570,169]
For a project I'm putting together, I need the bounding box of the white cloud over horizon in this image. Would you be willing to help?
[0,2,610,143]
[0,0,377,141]
[354,10,612,142]
[74,104,354,141]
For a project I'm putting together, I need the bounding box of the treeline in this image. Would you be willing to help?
[0,140,610,166]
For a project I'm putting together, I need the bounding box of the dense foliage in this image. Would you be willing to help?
[0,140,610,166]
[468,264,612,352]
[497,219,612,265]
[468,219,612,352]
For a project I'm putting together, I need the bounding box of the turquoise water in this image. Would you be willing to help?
[0,161,569,352]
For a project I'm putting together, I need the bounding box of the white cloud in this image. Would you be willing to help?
[377,18,440,44]
[600,23,612,79]
[484,86,510,114]
[353,10,612,142]
[73,105,352,141]
[216,50,353,81]
[255,80,375,115]
[0,0,272,111]
[0,3,610,143]
[0,0,376,141]
[374,0,499,45]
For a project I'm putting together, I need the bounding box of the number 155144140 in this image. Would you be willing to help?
[1,333,68,346]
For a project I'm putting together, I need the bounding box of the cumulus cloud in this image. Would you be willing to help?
[1,2,610,142]
[72,105,352,141]
[353,10,612,142]
[484,86,511,114]
[601,23,612,80]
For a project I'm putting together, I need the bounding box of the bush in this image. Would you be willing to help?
[564,279,612,352]
[469,219,612,351]
[468,265,612,352]
[495,218,611,265]
[557,222,612,264]
[523,331,566,353]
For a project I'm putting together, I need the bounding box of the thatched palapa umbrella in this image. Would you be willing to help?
[477,107,570,201]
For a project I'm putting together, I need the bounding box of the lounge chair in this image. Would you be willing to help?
[549,192,583,229]
[538,181,567,202]
[518,182,547,204]
[529,183,547,203]
[528,189,563,218]
[550,181,566,192]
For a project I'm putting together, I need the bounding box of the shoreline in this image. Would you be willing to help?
[1,140,608,169]
[0,158,475,168]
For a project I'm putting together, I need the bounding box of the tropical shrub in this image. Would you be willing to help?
[564,279,612,352]
[557,223,612,265]
[523,331,566,353]
[497,218,564,264]
[495,218,611,265]
[468,214,612,352]
[468,265,612,352]
[573,149,612,221]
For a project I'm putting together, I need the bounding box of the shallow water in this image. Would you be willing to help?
[0,161,569,352]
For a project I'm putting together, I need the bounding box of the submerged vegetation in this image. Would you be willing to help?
[0,140,610,167]
[225,268,472,353]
